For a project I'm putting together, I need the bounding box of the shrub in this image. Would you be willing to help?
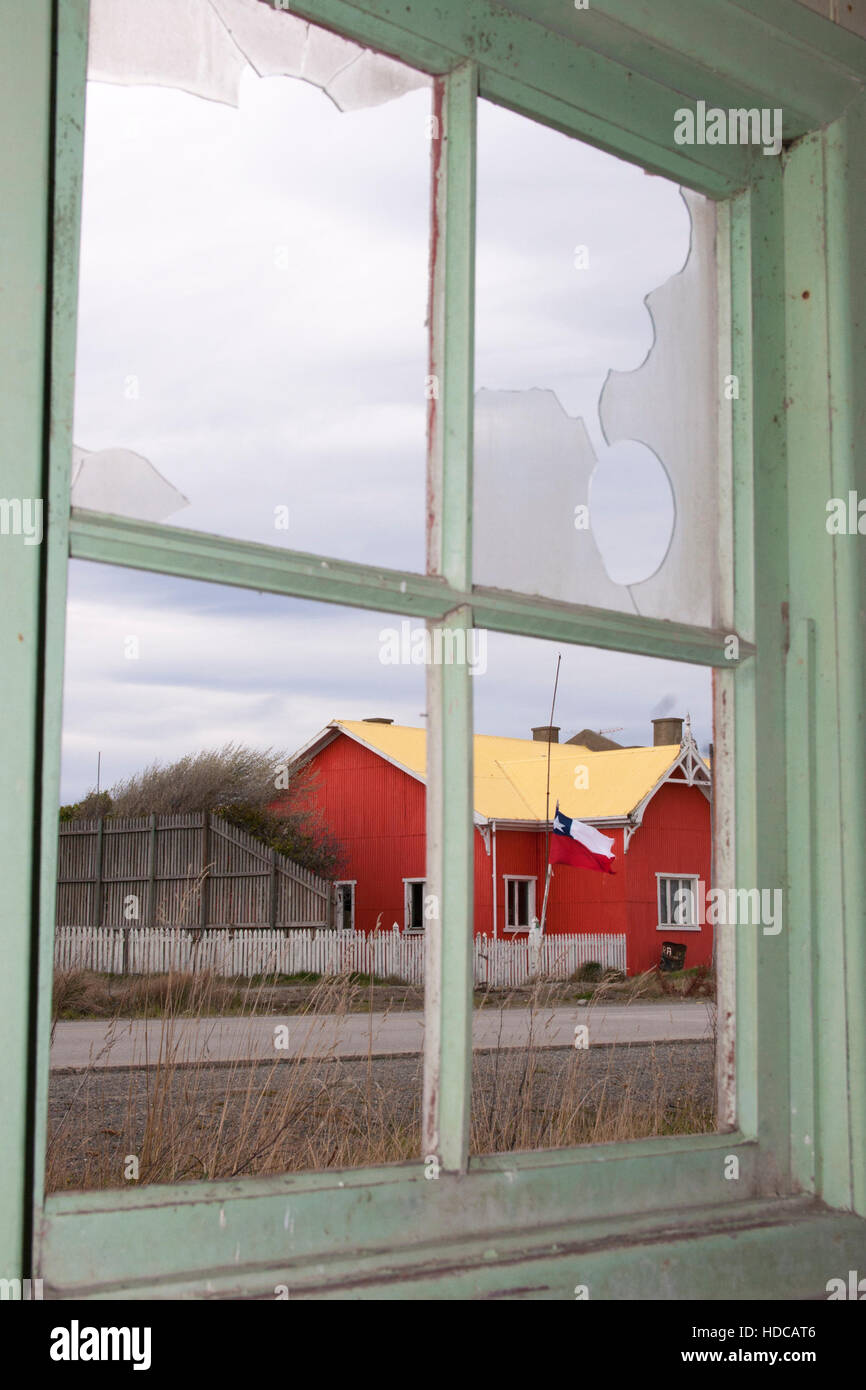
[218,801,344,879]
[657,964,715,998]
[106,743,289,817]
[60,791,111,821]
[575,960,604,983]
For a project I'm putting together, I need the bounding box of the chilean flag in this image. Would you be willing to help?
[550,804,616,875]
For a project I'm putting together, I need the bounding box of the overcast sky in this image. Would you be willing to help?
[63,63,712,804]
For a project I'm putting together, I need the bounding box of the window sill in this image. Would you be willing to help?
[39,1189,866,1300]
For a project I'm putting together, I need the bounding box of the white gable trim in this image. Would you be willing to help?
[289,724,342,767]
[330,723,429,790]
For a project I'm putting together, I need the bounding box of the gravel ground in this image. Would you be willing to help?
[47,1040,714,1191]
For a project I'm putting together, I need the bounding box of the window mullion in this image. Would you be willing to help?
[0,0,57,1286]
[746,155,790,1173]
[31,0,90,1220]
[427,63,476,592]
[423,62,477,1174]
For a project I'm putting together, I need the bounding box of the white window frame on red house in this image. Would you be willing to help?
[656,873,702,932]
[503,875,537,933]
[403,878,426,933]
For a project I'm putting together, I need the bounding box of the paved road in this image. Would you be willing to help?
[50,1002,715,1070]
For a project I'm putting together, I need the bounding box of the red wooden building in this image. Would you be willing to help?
[277,716,713,976]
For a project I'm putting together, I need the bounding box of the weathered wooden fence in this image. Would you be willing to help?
[57,813,334,932]
[54,926,627,984]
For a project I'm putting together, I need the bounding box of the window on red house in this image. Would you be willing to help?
[657,875,700,929]
[405,880,426,932]
[505,877,536,931]
[335,883,355,933]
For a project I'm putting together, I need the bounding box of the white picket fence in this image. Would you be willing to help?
[54,926,626,985]
[475,933,626,987]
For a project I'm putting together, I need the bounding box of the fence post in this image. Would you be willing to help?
[147,813,157,928]
[92,817,104,929]
[269,847,277,929]
[200,812,210,927]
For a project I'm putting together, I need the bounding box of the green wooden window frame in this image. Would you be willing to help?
[3,0,865,1298]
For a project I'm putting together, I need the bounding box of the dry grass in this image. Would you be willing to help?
[471,971,715,1153]
[48,969,421,1190]
[52,968,245,1025]
[48,967,716,1192]
[657,963,715,998]
[472,1054,712,1152]
[52,968,424,1023]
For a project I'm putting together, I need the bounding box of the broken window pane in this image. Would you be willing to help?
[71,445,189,524]
[474,101,721,627]
[87,0,429,111]
[73,2,432,568]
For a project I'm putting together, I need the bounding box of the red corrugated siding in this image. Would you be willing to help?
[624,781,712,974]
[276,734,712,975]
[473,832,493,937]
[275,735,426,935]
[491,826,627,940]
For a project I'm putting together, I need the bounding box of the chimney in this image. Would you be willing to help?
[652,716,683,747]
[363,717,394,724]
[532,725,560,743]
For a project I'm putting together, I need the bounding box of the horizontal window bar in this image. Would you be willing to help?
[286,3,749,194]
[471,585,755,667]
[68,510,755,667]
[280,0,861,192]
[68,509,450,619]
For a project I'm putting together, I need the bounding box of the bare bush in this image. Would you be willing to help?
[60,743,345,878]
[108,743,288,817]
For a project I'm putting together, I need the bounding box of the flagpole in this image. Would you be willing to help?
[539,862,554,933]
[544,654,562,865]
[539,653,562,936]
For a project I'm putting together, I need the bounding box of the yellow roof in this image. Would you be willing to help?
[331,720,684,823]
